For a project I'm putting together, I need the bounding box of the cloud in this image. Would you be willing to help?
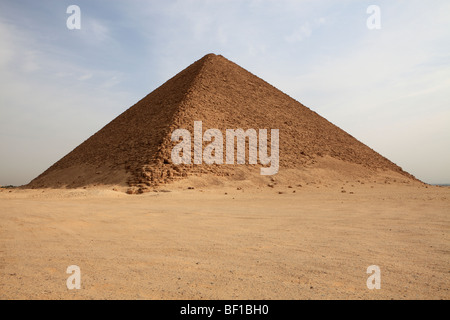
[0,21,14,68]
[78,73,93,81]
[0,17,135,185]
[21,50,41,73]
[272,1,450,183]
[284,23,312,43]
[284,18,326,44]
[82,18,113,44]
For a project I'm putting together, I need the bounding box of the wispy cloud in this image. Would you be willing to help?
[273,1,450,183]
[284,18,326,43]
[78,73,93,81]
[284,23,312,43]
[0,15,135,185]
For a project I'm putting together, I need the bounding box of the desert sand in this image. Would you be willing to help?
[1,180,448,300]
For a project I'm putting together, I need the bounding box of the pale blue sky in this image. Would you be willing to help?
[0,0,449,185]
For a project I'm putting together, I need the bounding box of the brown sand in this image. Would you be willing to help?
[1,179,448,300]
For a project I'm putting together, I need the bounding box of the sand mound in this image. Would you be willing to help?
[26,54,418,192]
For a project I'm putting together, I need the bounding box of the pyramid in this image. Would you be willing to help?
[27,54,417,192]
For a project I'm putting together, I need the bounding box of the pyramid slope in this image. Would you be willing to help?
[27,54,416,190]
[27,54,208,188]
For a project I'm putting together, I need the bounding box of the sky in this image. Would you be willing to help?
[0,0,449,186]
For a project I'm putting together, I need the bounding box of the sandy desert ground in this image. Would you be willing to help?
[0,182,449,300]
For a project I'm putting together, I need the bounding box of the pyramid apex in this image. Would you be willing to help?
[200,53,230,61]
[200,53,221,61]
